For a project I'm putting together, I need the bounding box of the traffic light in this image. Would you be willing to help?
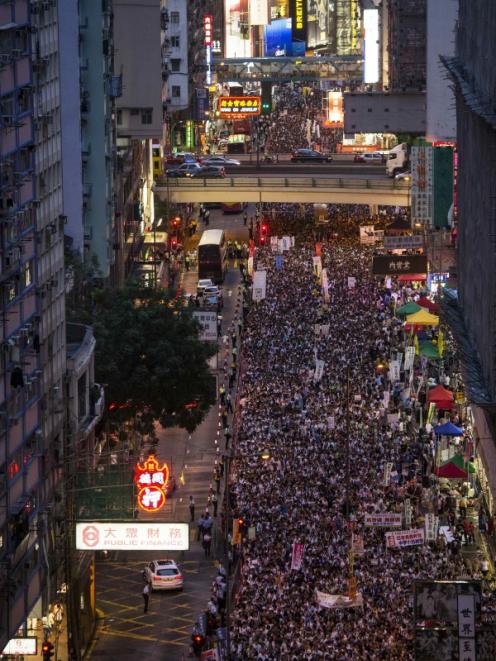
[171,236,178,249]
[261,81,272,116]
[191,632,205,658]
[261,222,268,235]
[171,216,181,230]
[42,641,54,660]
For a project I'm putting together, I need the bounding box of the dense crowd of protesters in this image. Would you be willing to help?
[215,208,496,660]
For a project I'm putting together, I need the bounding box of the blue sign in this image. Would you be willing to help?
[275,255,283,270]
[264,19,293,57]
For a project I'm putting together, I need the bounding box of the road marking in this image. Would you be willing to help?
[100,629,189,647]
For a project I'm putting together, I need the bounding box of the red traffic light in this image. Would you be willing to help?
[260,236,266,245]
[42,641,54,659]
[171,237,178,248]
[261,223,268,233]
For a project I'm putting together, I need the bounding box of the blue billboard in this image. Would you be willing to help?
[264,18,293,57]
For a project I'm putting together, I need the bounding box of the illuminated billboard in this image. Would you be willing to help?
[249,0,268,25]
[264,18,292,56]
[289,0,307,44]
[364,8,379,83]
[307,0,335,52]
[225,0,252,57]
[76,522,190,551]
[326,91,344,127]
[218,96,261,119]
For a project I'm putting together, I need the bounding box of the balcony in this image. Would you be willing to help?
[79,383,104,437]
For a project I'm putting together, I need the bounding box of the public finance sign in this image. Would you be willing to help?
[76,523,190,551]
[218,96,261,119]
[372,255,427,276]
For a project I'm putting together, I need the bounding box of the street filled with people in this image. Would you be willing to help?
[192,203,496,660]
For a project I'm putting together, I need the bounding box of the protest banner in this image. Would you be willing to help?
[424,513,439,542]
[352,533,365,557]
[383,462,393,486]
[291,542,304,570]
[252,270,267,302]
[316,590,364,609]
[385,528,424,549]
[365,513,402,527]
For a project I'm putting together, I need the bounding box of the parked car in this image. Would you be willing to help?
[354,152,385,163]
[165,152,200,165]
[197,278,214,295]
[191,165,226,179]
[166,163,202,177]
[291,149,333,163]
[202,156,241,167]
[144,559,183,592]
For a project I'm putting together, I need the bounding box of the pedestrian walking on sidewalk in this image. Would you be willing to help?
[197,514,206,541]
[212,493,218,517]
[243,211,248,226]
[219,385,226,405]
[203,532,212,558]
[226,392,233,414]
[189,496,195,522]
[142,583,150,613]
[214,468,221,494]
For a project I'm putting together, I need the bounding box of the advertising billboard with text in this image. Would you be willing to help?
[76,522,190,551]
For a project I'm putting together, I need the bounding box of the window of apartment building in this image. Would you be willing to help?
[141,108,153,124]
[78,372,87,422]
[22,261,33,289]
[171,36,180,48]
[170,11,180,23]
[172,86,181,98]
[117,109,122,125]
[171,59,181,72]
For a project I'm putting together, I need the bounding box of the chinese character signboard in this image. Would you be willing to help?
[385,528,425,549]
[218,96,261,119]
[383,235,424,250]
[203,15,213,46]
[372,255,428,276]
[193,310,218,342]
[76,523,189,551]
[365,513,402,527]
[134,455,169,512]
[411,146,433,226]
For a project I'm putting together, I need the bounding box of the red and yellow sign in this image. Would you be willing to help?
[134,455,169,512]
[218,96,261,119]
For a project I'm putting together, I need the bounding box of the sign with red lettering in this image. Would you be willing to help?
[134,455,169,512]
[204,15,213,46]
[218,96,261,119]
[76,523,189,550]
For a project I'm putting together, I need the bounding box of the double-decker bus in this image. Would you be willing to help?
[197,229,227,284]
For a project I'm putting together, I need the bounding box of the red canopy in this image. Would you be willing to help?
[428,385,455,410]
[398,273,427,282]
[435,455,468,479]
[417,296,440,313]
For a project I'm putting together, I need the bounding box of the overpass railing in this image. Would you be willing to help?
[155,177,410,191]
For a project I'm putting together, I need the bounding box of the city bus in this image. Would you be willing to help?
[197,229,227,284]
[152,142,161,178]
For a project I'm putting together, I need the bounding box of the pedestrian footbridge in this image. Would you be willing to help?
[153,176,411,207]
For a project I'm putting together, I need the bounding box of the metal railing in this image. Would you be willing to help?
[155,176,410,191]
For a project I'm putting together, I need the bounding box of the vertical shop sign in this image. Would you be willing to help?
[411,146,434,227]
[290,0,307,44]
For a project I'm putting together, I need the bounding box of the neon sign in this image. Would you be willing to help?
[134,455,169,512]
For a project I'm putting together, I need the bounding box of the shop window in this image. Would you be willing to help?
[171,59,181,72]
[171,36,180,48]
[172,86,181,98]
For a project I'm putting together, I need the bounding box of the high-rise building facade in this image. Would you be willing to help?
[0,0,69,650]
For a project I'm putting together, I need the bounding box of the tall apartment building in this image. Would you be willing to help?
[0,0,67,650]
[442,1,496,513]
[113,0,162,280]
[387,0,426,91]
[78,0,119,284]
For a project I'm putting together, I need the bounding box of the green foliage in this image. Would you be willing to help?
[91,287,216,432]
[65,248,217,433]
